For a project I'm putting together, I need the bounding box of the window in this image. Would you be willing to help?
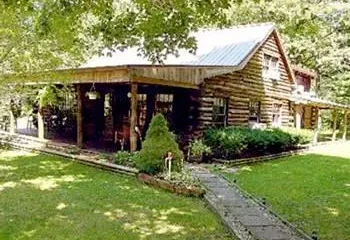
[249,100,261,123]
[137,94,147,129]
[156,94,174,123]
[272,103,283,126]
[212,98,228,127]
[263,54,280,80]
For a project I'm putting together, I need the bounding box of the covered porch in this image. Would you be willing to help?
[5,65,212,152]
[75,82,199,151]
[292,94,350,145]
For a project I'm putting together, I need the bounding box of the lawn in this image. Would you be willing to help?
[0,150,231,240]
[222,153,350,240]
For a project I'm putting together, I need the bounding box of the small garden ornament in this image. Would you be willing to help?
[165,151,173,178]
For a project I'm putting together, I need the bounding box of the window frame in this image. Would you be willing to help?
[262,54,280,80]
[212,97,229,127]
[248,100,261,123]
[272,103,283,127]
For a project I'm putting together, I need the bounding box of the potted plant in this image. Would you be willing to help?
[188,139,211,163]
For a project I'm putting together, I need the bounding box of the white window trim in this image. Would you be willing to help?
[263,54,280,81]
[248,100,261,123]
[272,103,283,127]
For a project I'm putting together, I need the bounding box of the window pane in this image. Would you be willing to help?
[212,98,228,126]
[249,101,261,122]
[263,54,280,80]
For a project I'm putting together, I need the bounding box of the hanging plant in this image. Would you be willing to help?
[85,83,100,100]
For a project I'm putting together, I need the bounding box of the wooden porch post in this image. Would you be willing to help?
[343,110,348,140]
[9,110,16,134]
[313,107,321,145]
[130,83,138,152]
[37,107,44,139]
[332,109,338,141]
[295,105,302,130]
[77,85,83,148]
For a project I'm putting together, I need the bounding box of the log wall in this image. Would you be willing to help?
[197,33,294,131]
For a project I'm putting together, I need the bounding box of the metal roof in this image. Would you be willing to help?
[186,40,258,66]
[81,23,275,68]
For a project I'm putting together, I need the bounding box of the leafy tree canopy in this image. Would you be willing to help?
[228,0,350,103]
[1,0,236,83]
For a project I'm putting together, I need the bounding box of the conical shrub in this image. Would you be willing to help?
[135,113,183,174]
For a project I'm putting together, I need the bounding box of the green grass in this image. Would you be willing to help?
[222,154,350,240]
[0,150,231,240]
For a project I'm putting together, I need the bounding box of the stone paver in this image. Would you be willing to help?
[189,165,306,240]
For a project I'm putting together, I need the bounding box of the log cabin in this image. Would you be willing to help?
[3,23,350,151]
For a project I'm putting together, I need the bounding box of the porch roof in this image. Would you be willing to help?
[291,93,350,110]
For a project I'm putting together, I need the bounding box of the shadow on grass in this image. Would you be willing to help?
[0,150,231,240]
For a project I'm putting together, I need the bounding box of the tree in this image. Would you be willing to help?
[135,113,183,174]
[1,0,237,84]
[227,0,350,104]
[0,1,90,83]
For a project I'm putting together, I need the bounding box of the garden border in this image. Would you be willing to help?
[137,173,205,197]
[212,140,350,166]
[212,148,309,166]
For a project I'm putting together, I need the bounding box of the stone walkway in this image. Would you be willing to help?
[189,165,306,240]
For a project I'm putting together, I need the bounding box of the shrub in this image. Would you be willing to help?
[189,139,211,157]
[114,151,138,167]
[204,127,247,158]
[157,169,201,188]
[204,126,312,159]
[135,114,183,174]
[280,127,314,145]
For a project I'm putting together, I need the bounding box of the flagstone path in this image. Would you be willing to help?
[190,165,307,240]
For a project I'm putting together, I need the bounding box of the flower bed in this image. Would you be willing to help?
[137,173,205,197]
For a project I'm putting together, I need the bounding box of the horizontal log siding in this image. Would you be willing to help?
[198,33,294,130]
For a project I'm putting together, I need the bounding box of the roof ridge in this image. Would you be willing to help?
[199,22,275,32]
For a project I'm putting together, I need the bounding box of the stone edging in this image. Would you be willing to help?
[212,148,309,166]
[219,173,314,240]
[213,139,350,166]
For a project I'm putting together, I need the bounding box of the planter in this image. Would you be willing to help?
[86,91,99,100]
[137,173,205,197]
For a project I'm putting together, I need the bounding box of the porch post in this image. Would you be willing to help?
[37,102,45,139]
[313,107,321,145]
[9,110,16,134]
[130,83,138,152]
[77,84,83,148]
[343,110,348,140]
[332,109,338,141]
[295,105,302,130]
